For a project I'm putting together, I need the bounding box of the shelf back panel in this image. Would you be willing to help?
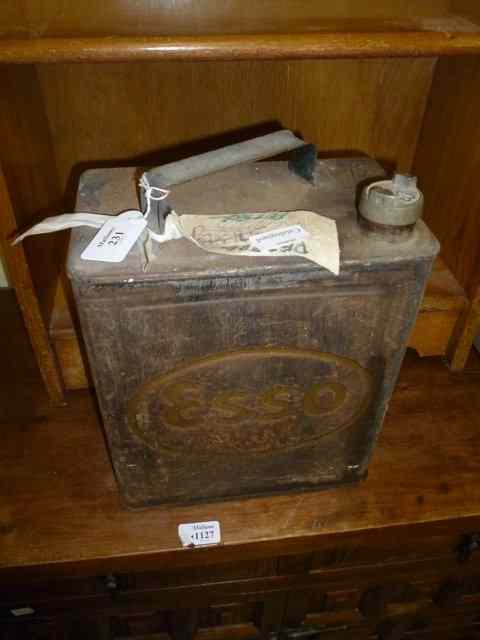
[1,1,452,39]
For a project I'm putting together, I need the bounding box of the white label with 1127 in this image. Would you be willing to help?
[178,521,221,548]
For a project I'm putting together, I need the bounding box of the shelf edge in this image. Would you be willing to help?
[1,31,480,63]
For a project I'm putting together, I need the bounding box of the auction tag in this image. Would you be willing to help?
[178,521,221,548]
[11,607,35,617]
[81,210,147,263]
[251,225,307,251]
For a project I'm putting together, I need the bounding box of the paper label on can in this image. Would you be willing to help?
[178,521,221,548]
[178,210,340,275]
[250,225,308,250]
[81,211,147,263]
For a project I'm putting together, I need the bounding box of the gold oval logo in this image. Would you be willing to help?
[127,348,373,455]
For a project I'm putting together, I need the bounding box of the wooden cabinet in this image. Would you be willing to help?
[3,521,480,639]
[1,1,480,403]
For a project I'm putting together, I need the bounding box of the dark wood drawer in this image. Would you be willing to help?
[0,559,277,616]
[131,558,277,590]
[278,524,480,575]
[3,525,480,640]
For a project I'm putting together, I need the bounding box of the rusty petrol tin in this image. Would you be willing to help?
[67,158,439,508]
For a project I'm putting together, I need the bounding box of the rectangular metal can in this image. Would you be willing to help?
[67,159,439,507]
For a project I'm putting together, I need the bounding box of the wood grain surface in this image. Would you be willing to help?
[0,65,64,320]
[447,299,480,371]
[38,58,434,194]
[0,0,453,38]
[452,0,480,22]
[2,30,480,64]
[408,257,467,357]
[414,54,480,301]
[0,64,67,404]
[3,0,480,63]
[0,171,64,406]
[413,51,480,367]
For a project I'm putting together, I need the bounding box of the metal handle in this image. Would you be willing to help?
[103,573,118,592]
[456,533,480,563]
[101,572,133,599]
[145,130,305,189]
[140,130,306,234]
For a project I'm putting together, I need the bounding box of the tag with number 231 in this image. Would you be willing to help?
[81,211,147,263]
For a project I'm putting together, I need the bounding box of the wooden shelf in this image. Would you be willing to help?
[409,256,468,357]
[1,15,480,62]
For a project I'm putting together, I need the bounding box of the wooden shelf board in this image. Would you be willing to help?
[421,257,467,312]
[409,256,468,357]
[1,16,480,62]
[2,290,480,579]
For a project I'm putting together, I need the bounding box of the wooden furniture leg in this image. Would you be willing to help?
[446,298,480,371]
[0,167,65,405]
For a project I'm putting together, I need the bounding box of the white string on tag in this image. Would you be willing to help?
[12,213,113,245]
[138,174,170,219]
[11,174,178,258]
[138,174,183,271]
[141,213,185,272]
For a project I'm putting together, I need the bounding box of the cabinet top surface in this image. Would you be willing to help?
[67,161,438,284]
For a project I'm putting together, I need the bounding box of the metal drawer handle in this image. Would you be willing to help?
[457,533,480,563]
[103,573,118,591]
